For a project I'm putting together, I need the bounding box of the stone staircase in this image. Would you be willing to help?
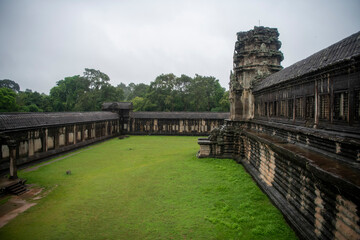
[6,179,28,195]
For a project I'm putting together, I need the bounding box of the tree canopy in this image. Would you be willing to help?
[142,73,227,112]
[0,79,20,92]
[0,70,229,113]
[0,88,19,112]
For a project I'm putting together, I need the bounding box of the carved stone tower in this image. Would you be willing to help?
[230,26,283,120]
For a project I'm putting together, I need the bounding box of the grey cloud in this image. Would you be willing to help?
[0,0,359,93]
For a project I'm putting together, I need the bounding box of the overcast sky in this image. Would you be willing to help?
[0,0,359,94]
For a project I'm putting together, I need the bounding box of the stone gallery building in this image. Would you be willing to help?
[0,105,227,177]
[198,27,360,239]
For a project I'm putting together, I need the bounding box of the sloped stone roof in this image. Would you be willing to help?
[0,112,119,131]
[254,31,360,92]
[131,111,229,119]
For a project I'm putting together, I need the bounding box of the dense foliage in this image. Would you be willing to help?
[0,69,229,112]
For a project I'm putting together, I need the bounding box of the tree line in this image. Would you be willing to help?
[0,68,229,112]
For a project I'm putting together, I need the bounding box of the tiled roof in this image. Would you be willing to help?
[0,112,119,131]
[254,31,360,92]
[102,102,133,110]
[131,111,230,119]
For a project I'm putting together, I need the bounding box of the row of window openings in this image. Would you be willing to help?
[258,92,359,121]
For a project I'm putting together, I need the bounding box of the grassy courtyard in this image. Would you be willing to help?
[0,136,296,239]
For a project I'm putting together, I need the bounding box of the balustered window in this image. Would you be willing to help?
[306,96,315,118]
[288,99,294,118]
[280,100,285,116]
[355,90,360,121]
[334,92,348,121]
[264,102,268,116]
[295,98,304,118]
[273,101,277,116]
[320,94,330,120]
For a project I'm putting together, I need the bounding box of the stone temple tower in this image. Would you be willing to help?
[230,26,283,120]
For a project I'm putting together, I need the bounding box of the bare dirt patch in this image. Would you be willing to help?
[0,185,55,228]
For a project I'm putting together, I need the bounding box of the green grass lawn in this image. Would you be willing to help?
[0,136,297,239]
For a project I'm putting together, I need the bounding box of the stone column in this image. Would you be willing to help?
[105,121,109,136]
[54,128,59,149]
[73,125,77,144]
[8,139,17,179]
[43,128,48,152]
[293,96,296,122]
[82,125,86,141]
[314,79,319,127]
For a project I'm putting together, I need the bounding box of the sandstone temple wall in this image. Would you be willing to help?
[240,128,359,240]
[198,28,360,239]
[245,121,358,239]
[199,120,360,240]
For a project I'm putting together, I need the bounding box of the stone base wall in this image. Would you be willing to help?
[0,120,120,173]
[241,132,360,239]
[198,120,360,240]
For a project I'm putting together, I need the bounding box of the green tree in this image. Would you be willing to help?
[0,79,20,92]
[49,75,90,111]
[49,69,125,112]
[146,74,176,111]
[141,73,226,112]
[117,83,131,100]
[172,74,192,111]
[0,88,19,112]
[131,96,156,111]
[83,68,110,90]
[100,84,123,103]
[17,89,51,112]
[21,103,42,112]
[127,83,149,101]
[132,96,145,111]
[39,94,53,112]
[219,91,230,112]
[188,75,225,111]
[0,70,228,113]
[74,91,101,111]
[115,86,125,102]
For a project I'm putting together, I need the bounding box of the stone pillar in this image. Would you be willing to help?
[44,128,48,152]
[293,96,296,121]
[82,125,86,141]
[8,139,17,179]
[314,79,319,127]
[105,121,109,136]
[73,125,77,144]
[28,131,34,157]
[54,129,60,149]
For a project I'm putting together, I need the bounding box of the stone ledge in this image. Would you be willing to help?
[243,129,360,200]
[247,120,360,169]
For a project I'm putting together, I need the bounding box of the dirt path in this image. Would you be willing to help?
[0,186,55,228]
[0,147,88,228]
